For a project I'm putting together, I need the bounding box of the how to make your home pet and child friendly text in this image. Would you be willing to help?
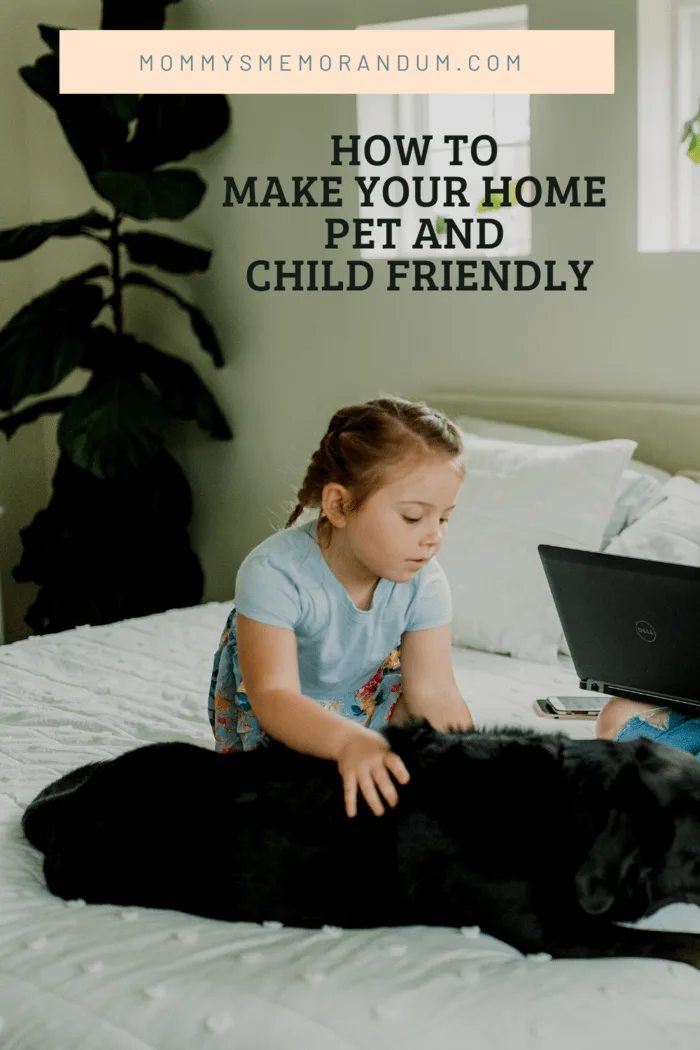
[223,134,605,293]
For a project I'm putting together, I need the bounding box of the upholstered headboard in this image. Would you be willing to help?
[424,391,700,478]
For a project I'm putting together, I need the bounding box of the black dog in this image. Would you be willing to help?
[21,721,700,969]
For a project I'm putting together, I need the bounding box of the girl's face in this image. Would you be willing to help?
[343,453,464,582]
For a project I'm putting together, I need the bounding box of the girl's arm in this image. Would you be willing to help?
[235,613,410,816]
[236,612,364,758]
[399,623,475,732]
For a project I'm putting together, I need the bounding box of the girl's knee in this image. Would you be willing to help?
[596,697,669,741]
[596,700,624,740]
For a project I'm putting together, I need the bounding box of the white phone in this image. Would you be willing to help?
[546,694,608,714]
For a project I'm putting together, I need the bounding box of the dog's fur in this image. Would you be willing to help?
[21,721,700,968]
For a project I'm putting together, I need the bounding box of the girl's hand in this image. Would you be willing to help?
[337,729,410,818]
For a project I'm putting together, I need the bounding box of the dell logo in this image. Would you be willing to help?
[635,620,657,642]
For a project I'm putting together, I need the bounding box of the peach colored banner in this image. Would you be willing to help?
[58,30,614,95]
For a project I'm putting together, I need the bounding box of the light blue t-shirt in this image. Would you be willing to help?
[234,519,452,702]
[207,518,453,750]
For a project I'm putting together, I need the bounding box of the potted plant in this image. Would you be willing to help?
[683,101,700,162]
[0,0,232,635]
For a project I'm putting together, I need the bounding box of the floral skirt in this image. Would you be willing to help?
[207,607,403,753]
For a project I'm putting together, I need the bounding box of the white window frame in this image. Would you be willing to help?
[638,0,700,251]
[355,6,531,261]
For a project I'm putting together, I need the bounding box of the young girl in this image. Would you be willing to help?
[208,395,474,819]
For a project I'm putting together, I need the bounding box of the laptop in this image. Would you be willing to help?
[538,544,700,714]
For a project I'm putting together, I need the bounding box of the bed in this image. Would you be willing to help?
[2,394,700,1050]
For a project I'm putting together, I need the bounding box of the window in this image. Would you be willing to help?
[638,0,700,251]
[355,6,531,260]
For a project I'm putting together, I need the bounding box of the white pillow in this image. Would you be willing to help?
[456,415,668,548]
[601,470,665,548]
[456,415,671,483]
[604,476,700,564]
[438,433,636,663]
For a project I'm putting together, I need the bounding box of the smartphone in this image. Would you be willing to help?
[533,696,605,720]
[547,694,608,714]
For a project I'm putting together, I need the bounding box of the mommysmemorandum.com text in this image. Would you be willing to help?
[138,52,522,74]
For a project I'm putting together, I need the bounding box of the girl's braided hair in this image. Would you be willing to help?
[285,396,464,542]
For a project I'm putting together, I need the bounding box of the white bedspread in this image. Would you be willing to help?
[1,602,699,1050]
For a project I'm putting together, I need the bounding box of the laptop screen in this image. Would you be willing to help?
[538,545,700,705]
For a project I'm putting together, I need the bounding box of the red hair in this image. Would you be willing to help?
[285,396,464,543]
